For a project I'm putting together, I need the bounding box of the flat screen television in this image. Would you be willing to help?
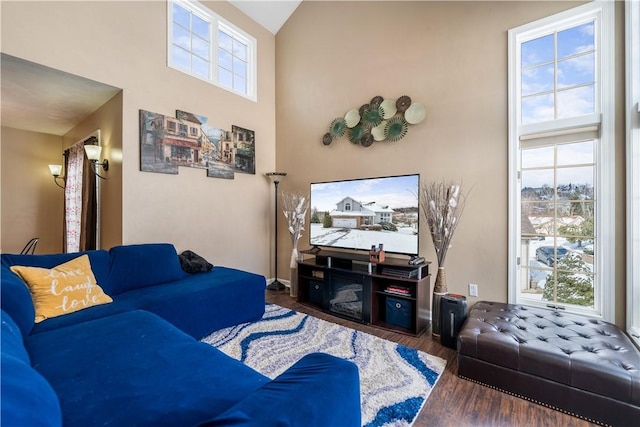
[309,174,419,256]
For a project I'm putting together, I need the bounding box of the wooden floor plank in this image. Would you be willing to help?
[266,290,596,427]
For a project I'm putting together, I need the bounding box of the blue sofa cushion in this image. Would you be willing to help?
[106,243,187,295]
[1,310,29,363]
[0,267,35,337]
[25,310,269,427]
[200,353,362,427]
[0,354,62,427]
[114,266,266,338]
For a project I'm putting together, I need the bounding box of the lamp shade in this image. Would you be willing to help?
[266,172,287,184]
[48,164,63,176]
[84,145,102,161]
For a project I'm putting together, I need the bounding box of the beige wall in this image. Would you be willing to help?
[1,127,64,253]
[62,92,123,251]
[1,1,276,275]
[276,1,627,325]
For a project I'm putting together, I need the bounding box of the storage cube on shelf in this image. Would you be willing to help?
[385,297,414,329]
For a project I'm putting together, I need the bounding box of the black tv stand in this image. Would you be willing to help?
[297,250,432,336]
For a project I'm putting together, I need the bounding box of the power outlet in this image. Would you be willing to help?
[469,283,479,297]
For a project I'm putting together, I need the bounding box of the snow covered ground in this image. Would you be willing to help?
[309,223,417,254]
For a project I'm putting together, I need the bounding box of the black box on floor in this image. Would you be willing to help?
[440,294,467,349]
[308,280,323,306]
[386,297,414,329]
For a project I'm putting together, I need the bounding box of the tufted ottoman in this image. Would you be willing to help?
[457,301,640,426]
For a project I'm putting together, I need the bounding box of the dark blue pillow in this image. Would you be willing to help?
[107,243,187,295]
[0,354,62,427]
[0,267,35,337]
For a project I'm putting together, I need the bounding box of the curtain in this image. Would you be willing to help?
[63,140,97,252]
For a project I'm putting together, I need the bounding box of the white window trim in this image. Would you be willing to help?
[508,1,615,321]
[627,0,640,346]
[167,0,257,102]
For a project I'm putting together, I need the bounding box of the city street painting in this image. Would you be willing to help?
[139,109,254,180]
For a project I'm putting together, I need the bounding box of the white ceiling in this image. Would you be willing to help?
[229,0,302,34]
[0,1,300,136]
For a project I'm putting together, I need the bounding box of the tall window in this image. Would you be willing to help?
[508,1,614,320]
[168,0,257,101]
[627,0,640,345]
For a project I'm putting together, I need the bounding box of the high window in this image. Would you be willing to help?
[168,0,257,101]
[508,1,614,320]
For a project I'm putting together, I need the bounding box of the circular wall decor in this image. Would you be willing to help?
[404,102,426,124]
[385,116,409,142]
[323,95,426,146]
[344,109,360,128]
[329,117,347,137]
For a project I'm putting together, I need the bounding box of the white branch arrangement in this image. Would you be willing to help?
[420,181,469,268]
[281,191,309,268]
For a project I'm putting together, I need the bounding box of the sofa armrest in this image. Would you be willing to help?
[199,353,361,427]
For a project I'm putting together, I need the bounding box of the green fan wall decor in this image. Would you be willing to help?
[322,94,426,147]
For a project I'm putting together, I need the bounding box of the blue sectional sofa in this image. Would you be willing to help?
[1,243,361,427]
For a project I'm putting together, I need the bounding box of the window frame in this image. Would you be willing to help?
[167,0,257,102]
[508,1,615,321]
[626,0,640,346]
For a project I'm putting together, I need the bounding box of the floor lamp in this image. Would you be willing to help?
[266,172,287,291]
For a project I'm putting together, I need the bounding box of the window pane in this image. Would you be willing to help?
[233,57,247,78]
[218,30,232,51]
[218,50,232,70]
[193,56,209,78]
[522,145,554,168]
[522,34,554,68]
[192,14,209,41]
[173,3,190,28]
[557,165,593,188]
[548,252,594,307]
[557,141,593,166]
[219,67,232,88]
[172,24,191,50]
[557,85,594,119]
[523,201,555,218]
[193,36,209,60]
[172,46,190,69]
[522,169,554,199]
[522,64,554,97]
[233,76,247,93]
[558,53,594,88]
[522,93,554,124]
[233,39,247,61]
[558,21,595,59]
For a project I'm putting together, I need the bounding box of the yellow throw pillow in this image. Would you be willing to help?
[10,255,113,323]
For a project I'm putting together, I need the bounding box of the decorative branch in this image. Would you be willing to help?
[419,181,469,268]
[281,191,309,268]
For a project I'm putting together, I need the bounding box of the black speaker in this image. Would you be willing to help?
[440,294,467,349]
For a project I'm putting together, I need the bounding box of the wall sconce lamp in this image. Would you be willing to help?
[84,145,109,179]
[48,164,64,188]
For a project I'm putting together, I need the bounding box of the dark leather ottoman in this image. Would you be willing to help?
[458,301,640,426]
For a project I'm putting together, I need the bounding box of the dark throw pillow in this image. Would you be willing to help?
[178,250,213,274]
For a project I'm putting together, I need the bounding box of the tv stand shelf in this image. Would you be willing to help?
[297,250,431,336]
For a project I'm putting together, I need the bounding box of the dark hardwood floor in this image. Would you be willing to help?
[266,290,596,427]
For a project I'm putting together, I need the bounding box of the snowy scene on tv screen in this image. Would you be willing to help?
[309,175,419,255]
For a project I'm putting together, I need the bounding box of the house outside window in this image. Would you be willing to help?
[168,0,257,101]
[508,1,614,320]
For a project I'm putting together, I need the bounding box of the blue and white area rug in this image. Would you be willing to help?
[202,304,446,427]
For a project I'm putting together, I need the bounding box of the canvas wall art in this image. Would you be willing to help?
[139,109,256,180]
